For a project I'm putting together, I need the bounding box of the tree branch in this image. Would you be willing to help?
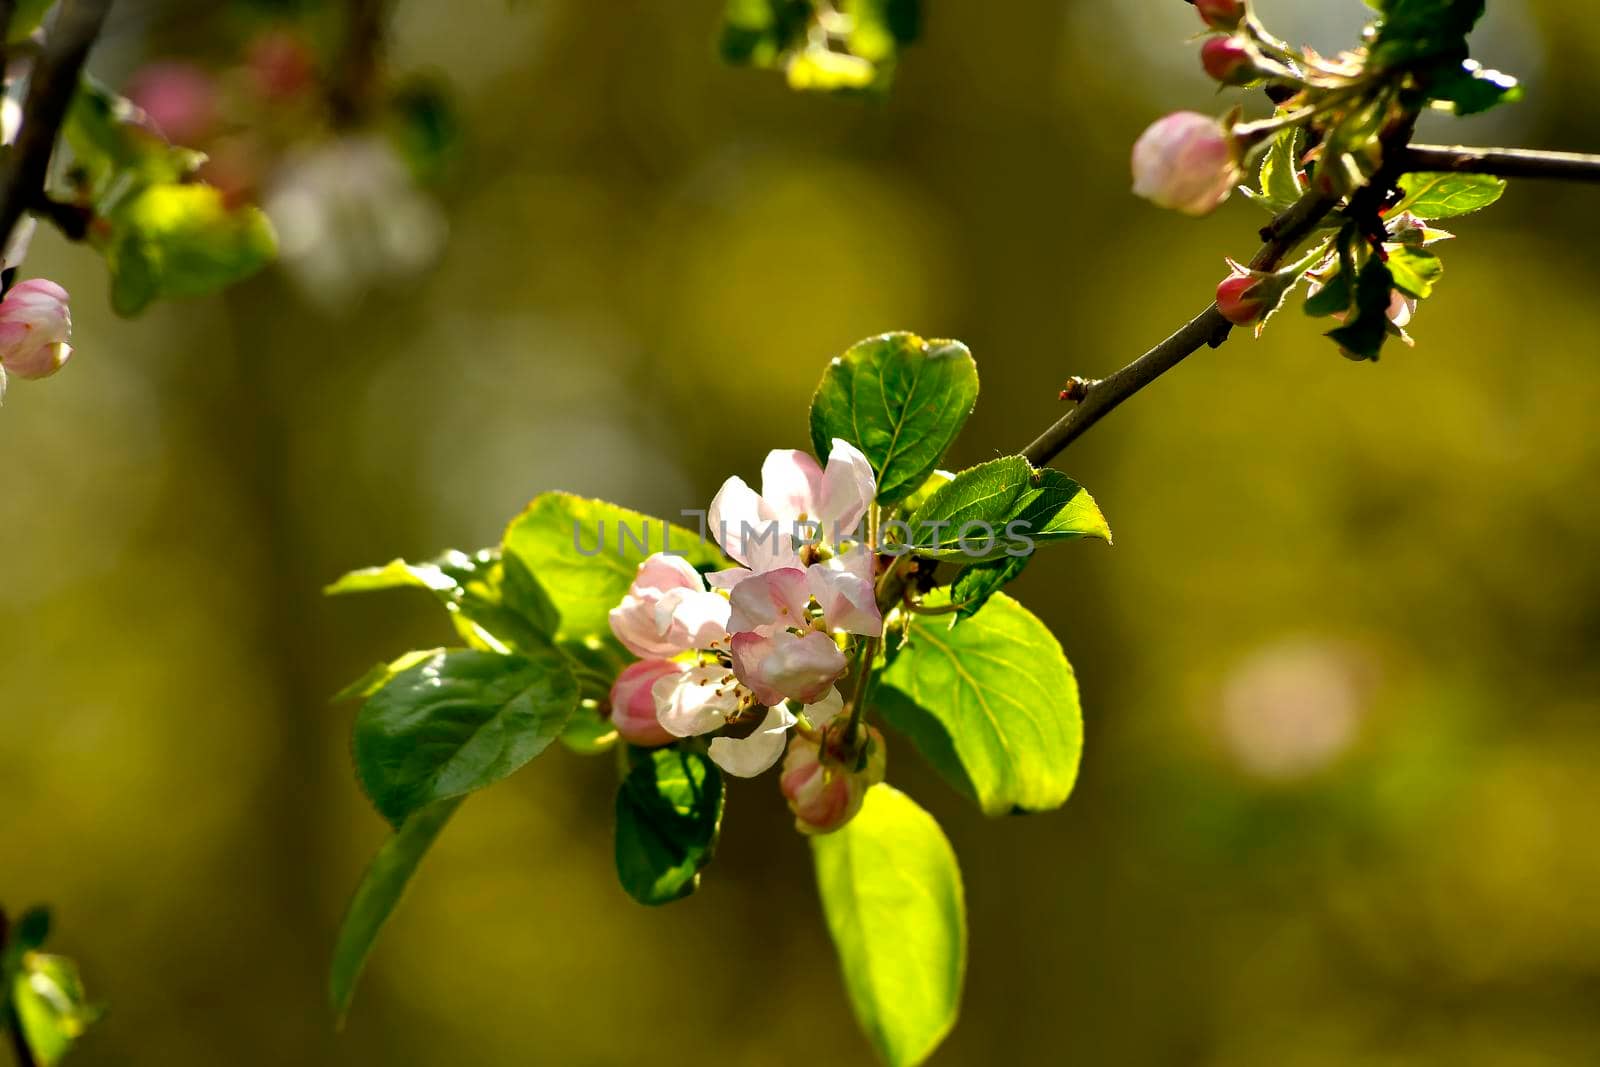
[1022,190,1339,466]
[0,0,114,262]
[1399,143,1600,183]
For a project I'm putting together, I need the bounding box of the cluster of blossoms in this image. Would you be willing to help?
[607,439,887,834]
[1128,0,1453,356]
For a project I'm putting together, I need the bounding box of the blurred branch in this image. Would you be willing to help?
[0,0,114,266]
[328,0,390,128]
[1400,143,1600,183]
[1022,190,1339,467]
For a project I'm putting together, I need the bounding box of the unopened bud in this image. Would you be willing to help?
[0,279,72,381]
[1194,0,1247,31]
[609,659,685,747]
[1131,111,1242,217]
[1216,272,1266,326]
[780,726,886,835]
[1201,37,1258,86]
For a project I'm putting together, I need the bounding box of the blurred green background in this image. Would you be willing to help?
[5,0,1600,1063]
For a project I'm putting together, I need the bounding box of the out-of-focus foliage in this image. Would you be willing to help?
[5,0,1600,1064]
[2,907,101,1065]
[720,0,920,92]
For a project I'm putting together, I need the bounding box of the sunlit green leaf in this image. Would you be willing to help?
[1387,247,1444,300]
[883,593,1083,814]
[811,332,979,506]
[11,953,101,1066]
[812,785,965,1067]
[615,748,724,905]
[1392,172,1506,219]
[501,494,725,646]
[354,648,578,825]
[105,184,277,317]
[332,648,447,703]
[903,457,1108,562]
[1256,126,1306,210]
[327,548,558,655]
[328,798,460,1024]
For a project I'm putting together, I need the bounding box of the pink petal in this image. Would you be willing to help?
[818,438,875,541]
[730,629,847,707]
[708,703,797,778]
[726,567,810,636]
[759,449,825,525]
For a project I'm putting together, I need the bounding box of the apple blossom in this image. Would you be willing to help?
[652,663,746,739]
[0,280,73,397]
[707,437,875,573]
[730,628,847,707]
[608,553,731,659]
[780,724,886,835]
[1131,111,1241,217]
[609,660,685,746]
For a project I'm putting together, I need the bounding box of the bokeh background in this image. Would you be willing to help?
[5,0,1600,1063]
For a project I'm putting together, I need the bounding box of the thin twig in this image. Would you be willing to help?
[1400,143,1600,183]
[1022,190,1339,466]
[0,0,115,262]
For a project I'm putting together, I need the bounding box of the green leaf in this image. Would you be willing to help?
[614,748,725,905]
[1429,60,1522,115]
[882,593,1083,814]
[947,554,1029,622]
[1008,467,1112,548]
[1325,257,1397,362]
[328,798,460,1024]
[557,638,629,755]
[11,954,101,1066]
[902,457,1108,562]
[812,785,965,1067]
[501,494,725,646]
[1369,0,1484,67]
[333,648,447,703]
[327,548,558,654]
[354,648,578,825]
[1257,126,1306,209]
[1386,247,1444,300]
[1304,271,1352,317]
[1392,172,1506,219]
[810,332,979,506]
[63,75,204,206]
[105,184,277,317]
[901,456,1030,560]
[873,687,977,804]
[719,0,918,93]
[897,469,954,518]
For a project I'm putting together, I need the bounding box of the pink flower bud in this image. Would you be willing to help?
[0,279,72,380]
[1131,111,1241,217]
[124,62,219,146]
[1194,0,1246,30]
[1201,37,1257,85]
[1216,271,1265,325]
[780,726,886,835]
[609,660,685,747]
